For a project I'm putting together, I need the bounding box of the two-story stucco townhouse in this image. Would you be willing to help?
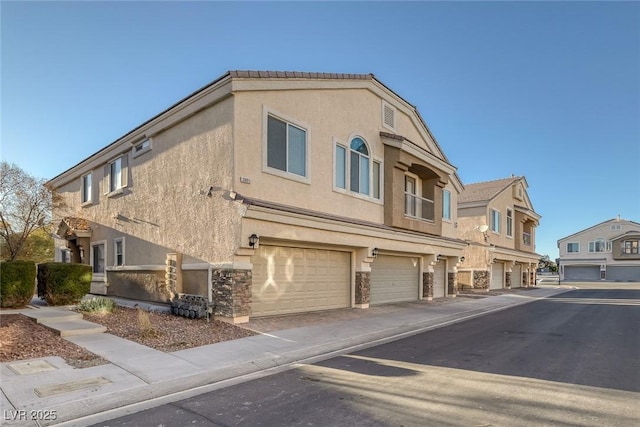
[49,70,469,323]
[456,176,541,290]
[557,217,640,281]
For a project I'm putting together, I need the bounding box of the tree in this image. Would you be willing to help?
[538,254,558,273]
[0,162,61,261]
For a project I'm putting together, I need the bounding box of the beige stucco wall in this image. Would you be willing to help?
[54,97,244,267]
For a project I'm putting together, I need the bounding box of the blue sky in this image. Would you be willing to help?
[2,1,639,259]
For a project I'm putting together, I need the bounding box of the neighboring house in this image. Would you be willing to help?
[557,217,640,282]
[457,176,541,290]
[48,70,468,323]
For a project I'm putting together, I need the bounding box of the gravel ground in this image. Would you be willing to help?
[0,307,256,368]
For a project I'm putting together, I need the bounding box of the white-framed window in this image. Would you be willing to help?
[265,113,307,178]
[442,189,451,221]
[622,240,639,254]
[104,155,128,195]
[403,172,433,221]
[611,224,622,231]
[490,209,501,233]
[567,242,580,253]
[589,238,609,253]
[506,208,513,237]
[81,172,92,204]
[114,237,125,266]
[133,138,152,158]
[90,241,106,275]
[382,100,396,131]
[334,137,381,200]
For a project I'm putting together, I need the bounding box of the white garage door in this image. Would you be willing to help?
[564,266,600,281]
[370,255,420,304]
[512,265,522,288]
[491,262,504,290]
[251,246,351,316]
[433,261,447,298]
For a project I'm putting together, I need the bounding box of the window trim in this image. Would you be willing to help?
[132,138,152,159]
[104,154,129,197]
[588,238,609,253]
[490,209,501,234]
[334,140,347,191]
[332,137,383,204]
[622,239,639,254]
[506,208,513,238]
[349,136,371,196]
[81,172,93,206]
[114,237,125,267]
[262,106,310,184]
[90,240,107,278]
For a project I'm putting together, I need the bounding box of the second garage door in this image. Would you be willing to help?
[491,262,504,290]
[433,261,447,298]
[251,246,351,316]
[564,266,600,281]
[370,255,420,304]
[512,265,522,288]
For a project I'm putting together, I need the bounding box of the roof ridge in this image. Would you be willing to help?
[229,70,374,80]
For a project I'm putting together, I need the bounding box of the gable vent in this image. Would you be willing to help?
[382,102,396,130]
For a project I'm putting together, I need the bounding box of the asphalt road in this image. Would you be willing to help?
[95,288,640,427]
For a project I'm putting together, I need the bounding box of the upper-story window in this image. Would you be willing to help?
[114,237,125,266]
[334,137,381,200]
[442,189,451,221]
[611,224,622,231]
[589,238,610,253]
[506,208,513,237]
[91,241,106,275]
[266,114,307,178]
[81,173,92,204]
[622,239,639,254]
[104,155,128,195]
[404,173,434,221]
[490,209,501,233]
[567,242,579,253]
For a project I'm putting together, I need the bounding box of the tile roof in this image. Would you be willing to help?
[229,70,374,80]
[459,176,522,204]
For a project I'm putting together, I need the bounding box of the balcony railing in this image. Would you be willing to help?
[523,232,532,246]
[404,192,435,222]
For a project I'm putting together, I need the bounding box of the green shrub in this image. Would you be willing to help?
[37,263,92,306]
[0,261,36,308]
[77,296,116,314]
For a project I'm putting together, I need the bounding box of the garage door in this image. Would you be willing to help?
[433,261,446,298]
[491,262,504,290]
[251,246,350,316]
[564,266,600,281]
[606,266,640,282]
[511,265,522,288]
[370,255,420,304]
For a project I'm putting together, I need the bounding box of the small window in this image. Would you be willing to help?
[589,238,607,253]
[372,161,381,200]
[267,115,307,177]
[622,240,639,254]
[490,209,501,233]
[506,208,513,237]
[104,155,128,195]
[91,242,106,275]
[114,237,125,266]
[81,173,92,204]
[567,242,579,253]
[442,189,451,220]
[133,138,151,158]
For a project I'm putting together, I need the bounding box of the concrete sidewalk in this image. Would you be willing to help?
[0,286,571,426]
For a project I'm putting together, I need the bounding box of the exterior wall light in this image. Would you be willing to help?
[460,256,465,263]
[249,234,259,248]
[372,247,379,258]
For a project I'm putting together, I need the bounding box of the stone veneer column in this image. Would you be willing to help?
[423,271,433,300]
[211,269,251,324]
[355,271,371,307]
[447,272,457,297]
[505,271,512,289]
[473,271,490,290]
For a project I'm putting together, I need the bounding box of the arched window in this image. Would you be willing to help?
[350,137,369,195]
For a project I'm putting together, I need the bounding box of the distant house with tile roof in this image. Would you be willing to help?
[557,217,640,281]
[456,176,541,290]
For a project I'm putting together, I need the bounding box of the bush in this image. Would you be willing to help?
[0,261,36,308]
[77,296,116,314]
[37,263,92,306]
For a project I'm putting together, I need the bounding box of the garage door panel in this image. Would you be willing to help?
[251,246,350,316]
[607,266,640,282]
[370,255,420,304]
[491,263,504,290]
[564,266,600,281]
[512,265,521,288]
[433,262,446,298]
